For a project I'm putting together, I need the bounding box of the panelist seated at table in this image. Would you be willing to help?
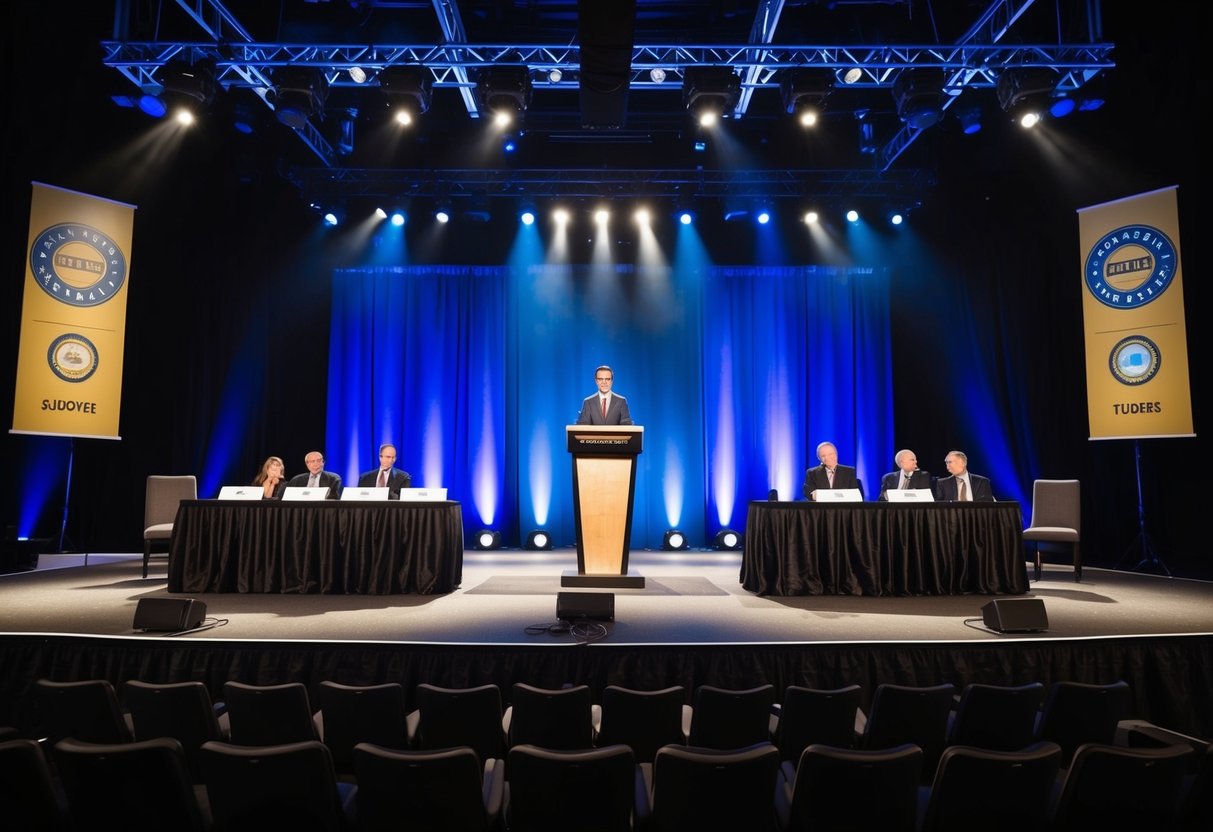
[878,449,933,501]
[935,449,995,502]
[252,455,288,500]
[357,443,412,499]
[576,364,634,426]
[286,450,343,499]
[803,441,864,500]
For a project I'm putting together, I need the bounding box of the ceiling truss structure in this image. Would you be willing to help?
[100,0,1113,207]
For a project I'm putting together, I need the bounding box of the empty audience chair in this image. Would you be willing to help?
[594,685,687,763]
[946,682,1044,751]
[770,684,862,763]
[686,684,776,751]
[352,743,504,832]
[856,682,954,777]
[0,737,71,830]
[776,743,922,832]
[503,683,594,751]
[919,741,1062,832]
[506,743,637,832]
[199,739,353,831]
[222,680,318,746]
[143,474,197,578]
[1022,478,1081,581]
[409,682,507,765]
[52,736,210,831]
[34,678,134,744]
[123,679,229,781]
[313,681,409,778]
[644,742,781,832]
[1035,679,1131,766]
[1050,741,1193,830]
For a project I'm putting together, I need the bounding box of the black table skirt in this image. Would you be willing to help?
[168,500,464,594]
[740,501,1027,596]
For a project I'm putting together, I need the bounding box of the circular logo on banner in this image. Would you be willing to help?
[1108,335,1161,386]
[1084,224,1176,309]
[29,222,128,307]
[47,333,100,383]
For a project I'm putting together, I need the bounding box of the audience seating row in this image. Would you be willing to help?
[2,676,1208,830]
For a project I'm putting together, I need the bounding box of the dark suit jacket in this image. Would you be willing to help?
[256,480,287,500]
[803,464,863,500]
[287,470,343,499]
[878,469,933,501]
[935,473,994,502]
[357,467,412,499]
[576,393,633,426]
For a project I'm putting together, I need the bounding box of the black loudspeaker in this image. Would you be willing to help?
[981,598,1048,633]
[557,591,615,622]
[133,598,207,631]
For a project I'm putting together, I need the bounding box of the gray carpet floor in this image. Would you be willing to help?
[2,551,1211,645]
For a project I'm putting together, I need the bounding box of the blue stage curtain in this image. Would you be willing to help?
[327,264,891,549]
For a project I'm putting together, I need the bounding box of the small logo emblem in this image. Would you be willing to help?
[30,222,128,307]
[1084,224,1177,309]
[1108,335,1161,386]
[47,333,100,383]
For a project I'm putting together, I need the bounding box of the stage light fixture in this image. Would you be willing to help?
[347,66,368,84]
[553,207,570,224]
[846,209,860,223]
[375,207,388,220]
[271,67,328,129]
[390,211,406,227]
[889,211,904,226]
[997,67,1059,129]
[662,530,690,551]
[151,58,217,121]
[857,115,877,154]
[683,67,741,127]
[955,106,983,135]
[780,68,833,128]
[714,529,742,550]
[520,209,536,226]
[803,210,819,225]
[842,66,864,85]
[379,65,432,127]
[756,208,771,225]
[892,68,946,130]
[434,204,451,224]
[677,209,694,225]
[634,207,651,226]
[476,66,532,127]
[473,529,503,550]
[525,530,555,550]
[650,68,667,84]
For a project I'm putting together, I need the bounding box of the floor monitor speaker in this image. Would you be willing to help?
[133,597,207,631]
[981,598,1048,633]
[557,591,615,621]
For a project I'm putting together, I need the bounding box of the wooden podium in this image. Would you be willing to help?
[564,425,645,588]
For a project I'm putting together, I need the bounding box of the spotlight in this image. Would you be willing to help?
[634,207,651,226]
[997,67,1058,129]
[662,530,690,551]
[151,58,217,121]
[803,210,819,225]
[714,529,742,550]
[1048,96,1077,118]
[842,66,864,85]
[271,67,328,129]
[520,209,536,226]
[553,207,570,224]
[375,207,388,220]
[594,208,610,224]
[380,65,432,127]
[693,139,707,152]
[348,66,368,84]
[476,66,532,126]
[320,206,345,227]
[650,68,667,84]
[889,211,904,226]
[892,68,945,130]
[525,530,554,550]
[547,68,563,83]
[756,209,771,225]
[390,211,406,227]
[956,106,983,135]
[136,92,168,118]
[503,136,518,153]
[683,67,741,126]
[434,204,451,224]
[780,69,833,127]
[846,209,859,223]
[473,529,503,550]
[677,210,694,225]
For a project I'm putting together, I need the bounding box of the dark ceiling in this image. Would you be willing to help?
[99,1,1113,210]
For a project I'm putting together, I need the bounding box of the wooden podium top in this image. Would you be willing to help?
[566,424,644,454]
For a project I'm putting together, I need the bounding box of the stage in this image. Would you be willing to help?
[2,550,1211,740]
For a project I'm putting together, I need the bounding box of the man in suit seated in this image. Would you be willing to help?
[803,441,864,500]
[878,449,932,500]
[935,450,995,501]
[287,450,343,498]
[357,443,412,499]
[576,364,634,425]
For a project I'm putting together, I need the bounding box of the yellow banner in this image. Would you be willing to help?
[10,183,136,439]
[1077,186,1194,439]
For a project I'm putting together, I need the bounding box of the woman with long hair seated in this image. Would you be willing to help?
[253,455,287,500]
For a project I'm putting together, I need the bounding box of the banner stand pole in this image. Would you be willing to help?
[1114,439,1170,576]
[56,436,78,560]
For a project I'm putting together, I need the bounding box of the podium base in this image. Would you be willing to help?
[561,569,645,589]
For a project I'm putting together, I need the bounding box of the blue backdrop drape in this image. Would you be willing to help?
[326,262,893,549]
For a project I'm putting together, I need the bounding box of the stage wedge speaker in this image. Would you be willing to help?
[133,597,207,631]
[557,591,615,622]
[981,598,1048,633]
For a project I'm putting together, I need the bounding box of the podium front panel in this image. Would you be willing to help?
[574,456,634,573]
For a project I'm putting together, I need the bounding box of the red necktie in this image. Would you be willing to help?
[601,397,607,418]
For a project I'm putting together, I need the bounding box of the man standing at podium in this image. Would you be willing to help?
[577,365,634,425]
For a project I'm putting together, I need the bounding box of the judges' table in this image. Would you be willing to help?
[740,501,1027,596]
[168,500,464,594]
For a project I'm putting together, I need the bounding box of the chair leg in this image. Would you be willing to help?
[1034,544,1042,582]
[143,540,151,579]
[1073,542,1081,583]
